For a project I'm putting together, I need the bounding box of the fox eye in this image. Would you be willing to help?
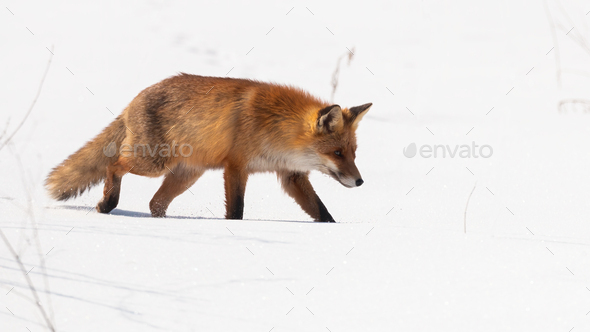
[334,150,342,156]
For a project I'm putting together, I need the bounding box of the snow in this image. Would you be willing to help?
[1,0,590,331]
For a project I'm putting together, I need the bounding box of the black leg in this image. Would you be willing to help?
[224,166,248,220]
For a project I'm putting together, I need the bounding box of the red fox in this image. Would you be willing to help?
[46,74,371,222]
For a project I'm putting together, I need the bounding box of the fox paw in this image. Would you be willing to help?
[96,196,118,214]
[149,200,167,218]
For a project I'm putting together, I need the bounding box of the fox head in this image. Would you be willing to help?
[310,102,372,188]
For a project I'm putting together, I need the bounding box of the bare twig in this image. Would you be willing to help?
[330,47,355,103]
[0,118,10,141]
[0,49,57,330]
[0,229,55,331]
[464,183,476,234]
[11,145,55,324]
[553,0,590,56]
[543,0,562,87]
[0,45,54,152]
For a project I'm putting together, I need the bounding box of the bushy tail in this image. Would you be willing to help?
[45,115,126,201]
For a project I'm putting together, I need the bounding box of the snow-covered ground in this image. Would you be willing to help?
[1,0,590,331]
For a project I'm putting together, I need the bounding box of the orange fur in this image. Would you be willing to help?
[45,74,372,221]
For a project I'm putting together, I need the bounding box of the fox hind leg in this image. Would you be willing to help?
[150,165,204,217]
[96,162,130,214]
[278,171,335,222]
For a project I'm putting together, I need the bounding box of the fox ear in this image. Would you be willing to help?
[317,105,343,133]
[348,103,372,128]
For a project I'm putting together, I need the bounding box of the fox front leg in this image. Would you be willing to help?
[279,171,335,222]
[223,165,249,219]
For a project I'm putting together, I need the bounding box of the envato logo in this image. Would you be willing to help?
[103,142,193,158]
[403,142,493,158]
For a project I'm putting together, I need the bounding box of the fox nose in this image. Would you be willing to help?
[356,178,364,187]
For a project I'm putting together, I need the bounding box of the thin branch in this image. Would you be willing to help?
[0,45,54,152]
[330,47,355,103]
[10,145,55,323]
[0,48,57,331]
[0,229,55,331]
[464,183,476,234]
[0,118,10,141]
[543,0,562,87]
